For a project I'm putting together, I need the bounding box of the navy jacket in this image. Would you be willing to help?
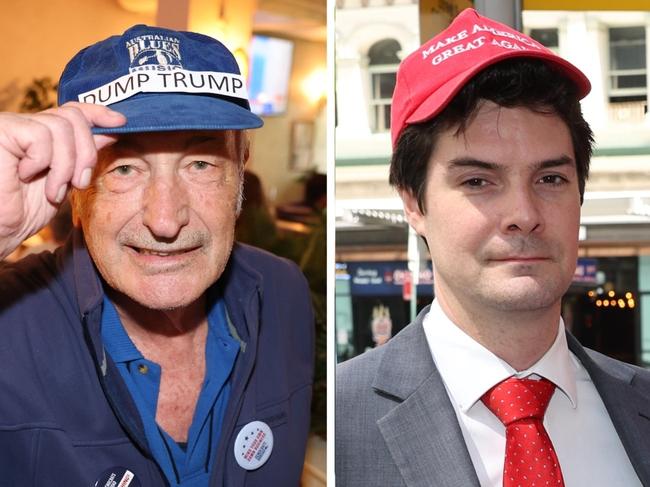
[0,230,314,486]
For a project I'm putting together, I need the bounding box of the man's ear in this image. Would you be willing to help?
[399,189,427,236]
[69,190,82,227]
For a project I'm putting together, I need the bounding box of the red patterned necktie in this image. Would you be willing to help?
[481,377,565,487]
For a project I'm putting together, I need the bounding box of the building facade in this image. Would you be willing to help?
[335,2,650,365]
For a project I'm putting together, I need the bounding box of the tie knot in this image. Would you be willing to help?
[481,377,555,426]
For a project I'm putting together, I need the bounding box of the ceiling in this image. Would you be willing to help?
[255,0,326,41]
[116,0,326,41]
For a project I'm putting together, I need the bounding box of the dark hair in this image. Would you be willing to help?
[304,172,327,209]
[389,58,594,212]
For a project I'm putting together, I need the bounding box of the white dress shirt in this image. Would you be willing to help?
[423,299,641,487]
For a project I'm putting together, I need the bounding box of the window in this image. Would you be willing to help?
[529,28,559,54]
[609,26,647,102]
[368,39,401,132]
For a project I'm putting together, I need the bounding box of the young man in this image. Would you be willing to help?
[0,25,313,486]
[336,9,650,487]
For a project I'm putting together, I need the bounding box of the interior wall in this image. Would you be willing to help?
[248,37,327,206]
[1,0,153,111]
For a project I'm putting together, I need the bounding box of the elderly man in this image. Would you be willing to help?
[0,25,313,486]
[336,9,650,487]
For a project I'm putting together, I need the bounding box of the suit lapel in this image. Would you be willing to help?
[368,317,650,485]
[567,333,650,484]
[373,311,480,487]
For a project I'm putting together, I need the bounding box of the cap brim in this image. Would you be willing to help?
[92,92,264,134]
[406,50,591,127]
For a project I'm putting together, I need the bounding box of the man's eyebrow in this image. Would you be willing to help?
[446,155,574,171]
[535,155,574,170]
[446,158,499,171]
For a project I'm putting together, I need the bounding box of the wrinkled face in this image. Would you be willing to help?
[74,130,245,311]
[402,102,581,315]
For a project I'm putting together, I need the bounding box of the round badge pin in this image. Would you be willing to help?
[234,420,274,470]
[94,467,140,487]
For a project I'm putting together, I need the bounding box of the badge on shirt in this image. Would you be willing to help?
[94,467,140,487]
[234,420,274,470]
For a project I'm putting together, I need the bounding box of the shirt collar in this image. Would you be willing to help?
[101,296,142,363]
[423,299,578,414]
[101,290,238,365]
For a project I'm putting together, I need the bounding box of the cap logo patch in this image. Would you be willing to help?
[77,33,247,106]
[126,34,182,72]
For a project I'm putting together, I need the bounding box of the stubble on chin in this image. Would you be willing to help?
[471,271,569,313]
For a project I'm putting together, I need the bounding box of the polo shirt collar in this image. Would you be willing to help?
[101,296,142,363]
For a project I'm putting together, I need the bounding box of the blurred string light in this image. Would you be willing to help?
[591,289,635,309]
[351,209,407,224]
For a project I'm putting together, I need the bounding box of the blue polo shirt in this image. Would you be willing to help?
[101,293,239,487]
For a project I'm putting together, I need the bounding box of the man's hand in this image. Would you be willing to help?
[0,102,126,259]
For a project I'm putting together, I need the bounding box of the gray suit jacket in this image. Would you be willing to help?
[336,306,650,486]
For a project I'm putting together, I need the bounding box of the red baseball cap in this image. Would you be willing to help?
[390,8,591,147]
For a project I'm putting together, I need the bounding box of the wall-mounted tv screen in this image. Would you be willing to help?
[248,35,294,116]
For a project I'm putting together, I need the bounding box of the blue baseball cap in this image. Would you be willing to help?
[58,24,263,134]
